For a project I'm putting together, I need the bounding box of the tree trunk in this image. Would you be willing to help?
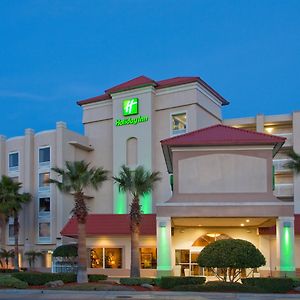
[130,220,141,277]
[130,196,141,278]
[74,191,88,284]
[13,214,19,271]
[77,221,88,283]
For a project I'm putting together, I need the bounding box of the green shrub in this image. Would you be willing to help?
[120,277,156,286]
[242,277,294,293]
[0,268,19,273]
[291,278,300,288]
[11,272,76,286]
[159,276,206,289]
[198,239,266,282]
[172,281,265,293]
[0,275,28,289]
[88,274,108,282]
[52,244,78,258]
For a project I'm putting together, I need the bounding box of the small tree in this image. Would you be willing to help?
[24,251,42,269]
[285,149,300,174]
[197,239,266,282]
[0,248,14,269]
[52,244,78,272]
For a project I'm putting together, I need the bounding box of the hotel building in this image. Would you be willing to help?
[0,75,299,277]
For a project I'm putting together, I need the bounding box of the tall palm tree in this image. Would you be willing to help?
[113,165,161,277]
[50,160,108,283]
[285,149,300,174]
[0,175,31,270]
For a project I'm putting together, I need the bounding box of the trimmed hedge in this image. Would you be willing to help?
[172,281,265,293]
[159,276,206,289]
[120,277,156,286]
[11,272,76,286]
[0,275,28,289]
[0,269,19,273]
[242,277,294,293]
[88,274,108,282]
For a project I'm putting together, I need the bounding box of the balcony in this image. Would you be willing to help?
[273,133,293,147]
[273,159,292,174]
[274,183,294,198]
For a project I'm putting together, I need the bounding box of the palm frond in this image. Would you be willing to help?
[285,149,300,174]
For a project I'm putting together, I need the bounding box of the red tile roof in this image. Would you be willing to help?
[161,124,286,173]
[105,75,156,94]
[77,75,229,106]
[259,215,300,235]
[161,124,285,146]
[76,93,111,106]
[60,214,156,238]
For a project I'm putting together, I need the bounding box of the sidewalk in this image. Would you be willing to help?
[1,290,300,300]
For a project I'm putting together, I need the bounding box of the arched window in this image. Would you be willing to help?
[192,233,231,247]
[126,137,137,166]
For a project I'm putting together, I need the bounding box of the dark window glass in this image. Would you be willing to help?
[9,153,19,168]
[39,147,50,163]
[39,197,50,214]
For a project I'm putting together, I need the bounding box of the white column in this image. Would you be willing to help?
[293,111,300,213]
[0,135,6,176]
[156,216,172,276]
[23,128,35,250]
[256,114,265,133]
[276,216,295,273]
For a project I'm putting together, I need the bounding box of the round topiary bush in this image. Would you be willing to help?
[53,244,78,258]
[197,239,266,282]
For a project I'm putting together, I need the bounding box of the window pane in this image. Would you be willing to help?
[175,249,189,264]
[39,197,50,214]
[105,248,122,269]
[39,173,50,187]
[39,147,50,163]
[9,153,19,168]
[140,248,157,269]
[90,248,103,268]
[39,222,50,238]
[172,113,186,135]
[8,224,14,238]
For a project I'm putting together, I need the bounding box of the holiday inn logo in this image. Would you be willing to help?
[116,97,149,127]
[123,98,139,116]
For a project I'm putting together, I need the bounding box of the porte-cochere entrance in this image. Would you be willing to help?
[174,233,231,276]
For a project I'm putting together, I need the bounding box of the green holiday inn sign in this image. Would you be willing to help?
[115,98,149,127]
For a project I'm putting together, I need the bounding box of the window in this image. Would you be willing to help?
[39,172,50,189]
[171,113,187,135]
[39,197,50,216]
[10,177,19,183]
[8,152,19,171]
[38,222,50,239]
[90,248,122,269]
[140,248,157,269]
[39,147,50,165]
[8,224,14,239]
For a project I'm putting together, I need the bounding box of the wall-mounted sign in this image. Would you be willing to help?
[115,97,149,126]
[123,98,139,116]
[115,115,149,127]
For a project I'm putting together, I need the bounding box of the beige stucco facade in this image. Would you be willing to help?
[0,76,299,277]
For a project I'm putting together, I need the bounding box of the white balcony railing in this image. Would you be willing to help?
[273,159,292,173]
[273,133,293,147]
[274,183,294,197]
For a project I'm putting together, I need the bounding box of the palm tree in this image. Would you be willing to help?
[25,250,42,269]
[285,149,300,174]
[0,248,14,269]
[113,165,161,277]
[50,160,108,283]
[0,175,31,270]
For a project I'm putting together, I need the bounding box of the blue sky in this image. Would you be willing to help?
[0,0,299,137]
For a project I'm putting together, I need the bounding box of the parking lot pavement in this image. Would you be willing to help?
[0,290,300,300]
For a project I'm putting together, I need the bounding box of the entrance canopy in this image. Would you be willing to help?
[61,214,156,238]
